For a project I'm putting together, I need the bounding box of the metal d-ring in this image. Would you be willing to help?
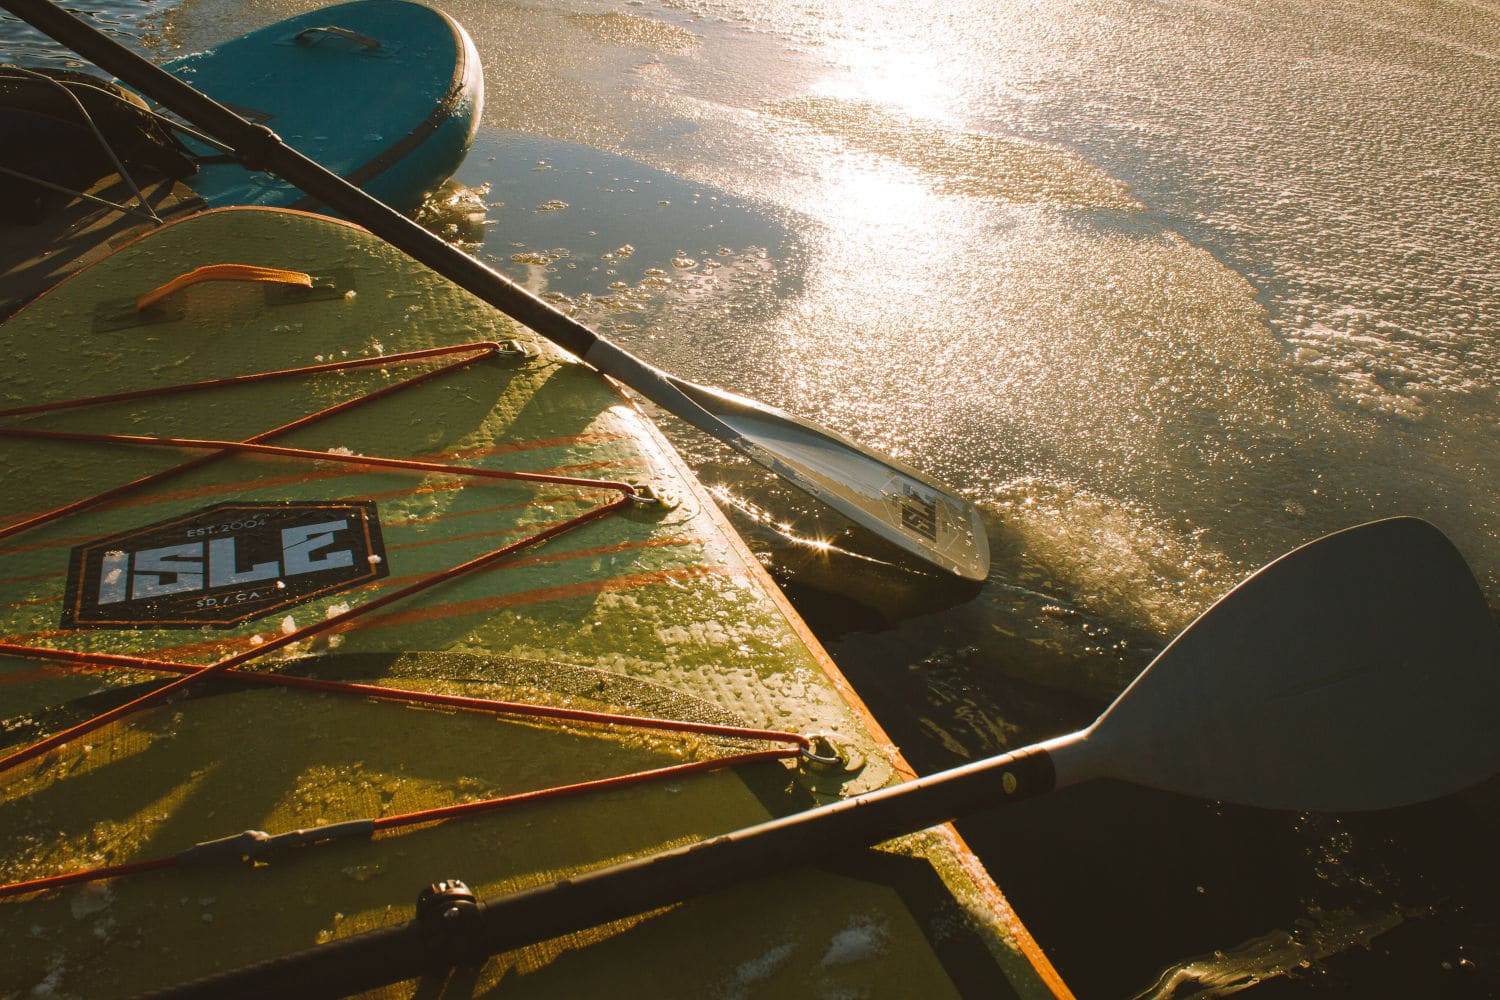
[799,733,845,769]
[492,339,534,359]
[626,484,667,507]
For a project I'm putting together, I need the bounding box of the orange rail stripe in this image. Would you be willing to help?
[388,490,612,529]
[0,594,63,611]
[349,565,731,632]
[0,665,74,687]
[25,537,707,664]
[126,563,729,663]
[0,531,703,654]
[385,521,561,553]
[0,568,75,588]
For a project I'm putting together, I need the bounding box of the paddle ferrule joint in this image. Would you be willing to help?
[236,123,286,172]
[992,745,1057,801]
[416,878,485,966]
[178,819,376,866]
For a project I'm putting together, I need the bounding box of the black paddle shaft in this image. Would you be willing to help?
[151,746,1058,998]
[0,0,599,361]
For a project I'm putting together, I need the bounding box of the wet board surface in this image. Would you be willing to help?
[0,207,1066,999]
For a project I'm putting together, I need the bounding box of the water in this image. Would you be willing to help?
[4,0,1498,996]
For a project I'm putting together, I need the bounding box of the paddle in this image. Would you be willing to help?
[147,517,1500,998]
[0,0,988,581]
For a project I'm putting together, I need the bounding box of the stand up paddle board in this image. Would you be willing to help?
[0,207,1068,999]
[161,0,481,212]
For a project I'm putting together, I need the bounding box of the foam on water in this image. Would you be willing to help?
[954,0,1500,422]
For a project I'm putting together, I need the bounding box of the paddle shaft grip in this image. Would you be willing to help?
[0,0,600,361]
[149,745,1058,998]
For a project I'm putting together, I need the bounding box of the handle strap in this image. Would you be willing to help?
[294,25,381,50]
[135,264,313,312]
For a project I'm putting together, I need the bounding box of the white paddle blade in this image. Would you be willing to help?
[1075,517,1500,812]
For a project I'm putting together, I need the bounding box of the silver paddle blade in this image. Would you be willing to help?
[681,384,990,582]
[1068,517,1500,811]
[584,339,990,580]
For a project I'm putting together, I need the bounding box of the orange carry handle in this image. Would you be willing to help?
[135,264,314,312]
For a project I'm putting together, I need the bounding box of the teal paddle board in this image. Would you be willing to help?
[161,0,482,211]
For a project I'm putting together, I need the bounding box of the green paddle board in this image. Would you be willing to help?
[0,207,1068,999]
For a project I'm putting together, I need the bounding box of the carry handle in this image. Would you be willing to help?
[294,25,381,50]
[135,264,313,312]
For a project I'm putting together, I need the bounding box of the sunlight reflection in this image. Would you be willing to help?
[810,60,953,126]
[802,0,960,124]
[812,154,939,233]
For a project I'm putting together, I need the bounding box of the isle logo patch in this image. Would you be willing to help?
[61,501,388,629]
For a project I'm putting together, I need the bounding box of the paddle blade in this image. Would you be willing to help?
[669,378,990,581]
[1075,517,1500,811]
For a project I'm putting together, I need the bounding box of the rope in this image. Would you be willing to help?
[0,426,639,494]
[0,633,807,897]
[0,642,811,749]
[0,747,802,899]
[0,491,633,774]
[0,338,812,901]
[0,341,502,542]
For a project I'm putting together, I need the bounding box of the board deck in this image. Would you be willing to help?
[0,207,1068,998]
[161,0,481,211]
